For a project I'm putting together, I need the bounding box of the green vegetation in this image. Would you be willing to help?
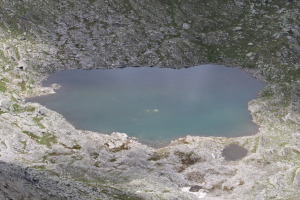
[175,151,203,172]
[33,117,46,129]
[105,143,130,152]
[32,165,46,170]
[23,130,40,139]
[23,131,57,148]
[94,161,101,167]
[12,104,21,113]
[291,167,299,184]
[66,144,82,150]
[1,141,7,148]
[0,0,298,198]
[148,149,170,161]
[20,140,27,152]
[19,81,26,91]
[162,189,170,193]
[0,50,10,66]
[166,0,179,28]
[69,155,83,164]
[0,80,7,93]
[74,177,143,200]
[15,47,20,60]
[90,152,99,159]
[253,137,260,153]
[24,106,36,112]
[39,133,58,148]
[260,88,274,99]
[11,104,36,113]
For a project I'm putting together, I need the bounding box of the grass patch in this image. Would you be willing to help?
[39,133,57,148]
[148,149,170,161]
[260,88,274,99]
[24,106,36,112]
[66,144,82,150]
[207,45,223,63]
[94,161,101,167]
[23,131,57,148]
[23,131,40,139]
[13,104,21,113]
[0,50,10,65]
[74,177,143,200]
[253,137,260,153]
[19,81,26,91]
[0,80,7,93]
[21,141,27,151]
[163,189,170,193]
[105,143,130,152]
[166,0,179,29]
[12,104,35,113]
[90,152,99,159]
[48,152,72,157]
[1,141,7,148]
[32,165,46,170]
[15,48,20,60]
[292,167,299,184]
[33,117,46,129]
[175,151,204,172]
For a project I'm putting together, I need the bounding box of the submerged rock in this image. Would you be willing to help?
[222,144,248,161]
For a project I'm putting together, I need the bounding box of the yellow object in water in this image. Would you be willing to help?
[153,109,159,112]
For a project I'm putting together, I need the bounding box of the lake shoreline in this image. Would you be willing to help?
[29,65,265,143]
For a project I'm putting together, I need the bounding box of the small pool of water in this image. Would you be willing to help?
[29,65,265,143]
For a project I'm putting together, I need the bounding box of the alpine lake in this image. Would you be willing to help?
[29,65,265,145]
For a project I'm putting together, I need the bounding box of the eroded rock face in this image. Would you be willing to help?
[0,161,142,200]
[0,0,299,199]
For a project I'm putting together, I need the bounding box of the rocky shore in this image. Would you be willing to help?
[0,0,300,199]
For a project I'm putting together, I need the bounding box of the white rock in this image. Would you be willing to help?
[233,27,242,31]
[182,23,190,30]
[38,107,49,116]
[51,83,61,90]
[246,52,253,57]
[12,79,23,84]
[111,132,128,139]
[12,93,21,101]
[181,187,207,199]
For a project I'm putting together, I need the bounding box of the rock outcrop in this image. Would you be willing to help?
[0,0,299,199]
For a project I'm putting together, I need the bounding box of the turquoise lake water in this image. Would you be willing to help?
[30,65,265,143]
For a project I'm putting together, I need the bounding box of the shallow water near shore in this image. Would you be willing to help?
[29,65,265,142]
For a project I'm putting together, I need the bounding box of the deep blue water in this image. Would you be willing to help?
[29,65,265,143]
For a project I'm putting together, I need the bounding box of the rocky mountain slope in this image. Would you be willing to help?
[0,0,300,199]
